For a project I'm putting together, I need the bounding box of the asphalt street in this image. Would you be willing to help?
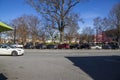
[0,49,120,80]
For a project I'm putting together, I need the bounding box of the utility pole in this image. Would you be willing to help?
[13,25,16,44]
[0,33,1,43]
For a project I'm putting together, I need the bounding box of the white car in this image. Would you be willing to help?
[11,44,23,48]
[0,44,24,56]
[90,45,102,49]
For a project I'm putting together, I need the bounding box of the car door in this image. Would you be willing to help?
[0,45,11,55]
[0,45,5,55]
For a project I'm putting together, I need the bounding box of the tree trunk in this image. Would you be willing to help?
[117,26,120,43]
[60,31,64,43]
[69,39,72,44]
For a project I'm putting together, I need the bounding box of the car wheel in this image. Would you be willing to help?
[11,51,18,56]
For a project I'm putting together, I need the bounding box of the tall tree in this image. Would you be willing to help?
[65,13,80,43]
[81,26,94,43]
[11,16,29,45]
[44,20,57,43]
[27,0,81,43]
[93,17,108,42]
[10,15,42,45]
[108,3,120,42]
[26,15,41,46]
[37,27,47,43]
[46,25,57,43]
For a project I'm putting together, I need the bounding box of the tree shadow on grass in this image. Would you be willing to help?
[66,56,120,80]
[0,73,7,80]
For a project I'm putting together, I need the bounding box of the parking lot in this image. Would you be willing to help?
[0,49,120,80]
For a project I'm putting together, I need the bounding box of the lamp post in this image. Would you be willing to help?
[13,25,16,44]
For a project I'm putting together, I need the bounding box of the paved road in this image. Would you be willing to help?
[0,49,120,80]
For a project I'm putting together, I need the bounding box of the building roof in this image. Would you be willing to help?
[0,22,13,32]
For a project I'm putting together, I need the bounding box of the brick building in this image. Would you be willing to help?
[94,32,112,43]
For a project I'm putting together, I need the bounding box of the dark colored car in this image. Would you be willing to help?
[80,43,90,49]
[24,43,34,49]
[58,43,70,49]
[108,43,119,49]
[70,44,80,49]
[35,44,46,49]
[102,44,111,49]
[47,44,57,49]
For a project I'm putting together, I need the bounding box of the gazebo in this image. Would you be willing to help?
[0,22,13,32]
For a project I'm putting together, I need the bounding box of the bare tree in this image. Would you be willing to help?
[10,15,42,45]
[94,17,102,34]
[108,3,120,42]
[38,27,47,43]
[46,26,58,43]
[65,14,80,43]
[26,15,41,46]
[10,16,29,45]
[44,20,57,43]
[27,0,81,43]
[93,17,108,43]
[4,31,14,43]
[81,26,94,43]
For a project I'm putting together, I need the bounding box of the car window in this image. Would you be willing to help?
[2,45,8,48]
[0,45,10,48]
[0,45,2,48]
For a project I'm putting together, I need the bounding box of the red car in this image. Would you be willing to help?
[58,43,70,49]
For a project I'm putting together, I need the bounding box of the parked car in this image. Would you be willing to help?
[35,44,47,49]
[108,43,119,49]
[118,43,120,49]
[0,44,24,56]
[80,43,90,49]
[47,44,57,49]
[90,45,102,49]
[24,42,34,49]
[58,43,69,49]
[70,44,80,49]
[102,44,111,49]
[11,43,23,48]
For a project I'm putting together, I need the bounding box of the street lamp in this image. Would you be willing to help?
[13,25,16,44]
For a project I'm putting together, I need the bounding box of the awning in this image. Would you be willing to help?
[0,22,13,32]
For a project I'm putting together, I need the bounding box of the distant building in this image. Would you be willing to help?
[94,32,112,43]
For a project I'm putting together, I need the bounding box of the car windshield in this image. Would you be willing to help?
[8,45,16,48]
[0,44,16,48]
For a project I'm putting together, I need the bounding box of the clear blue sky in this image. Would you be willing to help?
[0,0,120,28]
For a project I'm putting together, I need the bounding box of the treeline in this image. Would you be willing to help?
[0,1,120,45]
